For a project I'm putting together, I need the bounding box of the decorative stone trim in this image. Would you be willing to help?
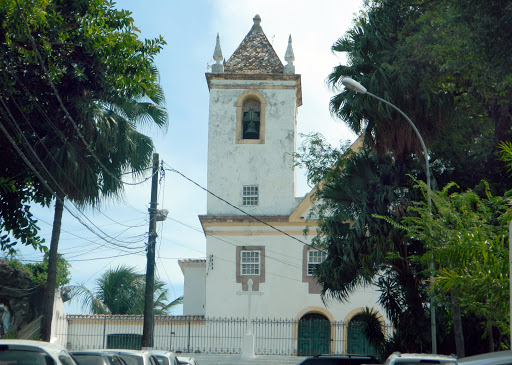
[236,245,265,291]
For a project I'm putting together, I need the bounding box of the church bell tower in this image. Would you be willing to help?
[205,14,302,216]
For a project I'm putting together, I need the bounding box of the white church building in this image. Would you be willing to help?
[178,15,389,356]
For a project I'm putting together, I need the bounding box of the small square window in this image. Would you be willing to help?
[242,185,259,206]
[307,250,327,276]
[241,250,260,276]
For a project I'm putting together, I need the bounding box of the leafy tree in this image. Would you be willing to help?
[0,0,168,340]
[70,265,182,315]
[317,0,512,355]
[1,253,70,288]
[394,181,512,351]
[296,134,430,353]
[25,252,71,288]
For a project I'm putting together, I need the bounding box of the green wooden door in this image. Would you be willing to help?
[347,316,376,356]
[297,313,331,356]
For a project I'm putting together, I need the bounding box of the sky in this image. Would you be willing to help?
[16,0,364,315]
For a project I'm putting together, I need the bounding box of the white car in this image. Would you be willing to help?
[0,339,77,365]
[458,351,512,365]
[384,352,458,365]
[176,356,199,365]
[150,350,180,365]
[105,350,159,365]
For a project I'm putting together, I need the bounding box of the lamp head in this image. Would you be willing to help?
[342,77,367,94]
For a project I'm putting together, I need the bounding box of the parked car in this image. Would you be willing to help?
[458,351,512,365]
[0,339,77,365]
[176,356,199,365]
[298,354,378,365]
[104,350,160,365]
[71,350,128,365]
[383,352,458,365]
[150,350,179,365]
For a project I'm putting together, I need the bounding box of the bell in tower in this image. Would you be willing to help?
[242,108,260,139]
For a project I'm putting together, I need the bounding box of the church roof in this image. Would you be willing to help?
[224,15,284,74]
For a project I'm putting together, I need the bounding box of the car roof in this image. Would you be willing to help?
[385,353,458,364]
[106,350,150,356]
[458,351,512,365]
[71,351,121,356]
[0,340,69,358]
[150,351,177,356]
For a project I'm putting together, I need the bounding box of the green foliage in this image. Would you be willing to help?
[70,265,181,315]
[2,253,71,288]
[399,180,512,336]
[328,0,512,193]
[0,0,168,252]
[25,252,71,288]
[295,134,430,352]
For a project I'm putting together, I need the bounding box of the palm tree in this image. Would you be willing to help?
[327,1,453,162]
[70,265,183,315]
[17,0,170,341]
[309,147,430,352]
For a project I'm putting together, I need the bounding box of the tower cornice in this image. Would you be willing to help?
[205,72,302,107]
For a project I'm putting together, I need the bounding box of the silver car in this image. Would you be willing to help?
[0,339,77,365]
[105,350,159,365]
[384,352,458,365]
[458,351,512,365]
[150,350,179,365]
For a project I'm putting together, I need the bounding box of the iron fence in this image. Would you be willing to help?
[58,315,391,356]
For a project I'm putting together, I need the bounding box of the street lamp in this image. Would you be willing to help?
[342,77,436,353]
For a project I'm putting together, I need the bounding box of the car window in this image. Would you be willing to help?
[154,356,169,365]
[148,356,159,365]
[72,355,106,365]
[0,348,56,365]
[59,355,77,365]
[115,355,142,365]
[108,357,126,365]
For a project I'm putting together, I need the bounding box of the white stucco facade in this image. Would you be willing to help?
[178,259,206,316]
[206,76,300,216]
[201,220,383,322]
[180,15,390,356]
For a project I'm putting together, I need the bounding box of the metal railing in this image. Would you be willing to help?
[58,315,391,356]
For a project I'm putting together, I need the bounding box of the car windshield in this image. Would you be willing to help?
[154,356,169,365]
[115,355,142,365]
[0,348,55,365]
[72,355,108,365]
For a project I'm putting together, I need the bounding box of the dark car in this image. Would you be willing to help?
[71,351,127,365]
[298,354,379,365]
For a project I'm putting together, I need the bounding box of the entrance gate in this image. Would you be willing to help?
[347,315,377,356]
[297,313,331,356]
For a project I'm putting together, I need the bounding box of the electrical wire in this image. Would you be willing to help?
[163,163,325,253]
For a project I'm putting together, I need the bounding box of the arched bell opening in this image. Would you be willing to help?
[242,99,261,139]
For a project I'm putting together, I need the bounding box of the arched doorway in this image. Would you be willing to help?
[347,314,377,356]
[297,313,331,356]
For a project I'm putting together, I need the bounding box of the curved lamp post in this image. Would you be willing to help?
[342,77,436,353]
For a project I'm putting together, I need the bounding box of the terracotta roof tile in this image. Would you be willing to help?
[224,15,283,74]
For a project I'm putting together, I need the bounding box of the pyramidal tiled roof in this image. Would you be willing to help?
[224,15,284,74]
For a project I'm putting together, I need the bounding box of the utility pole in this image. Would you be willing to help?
[142,153,159,349]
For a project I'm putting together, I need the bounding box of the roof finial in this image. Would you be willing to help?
[250,14,263,33]
[283,35,295,74]
[212,33,224,73]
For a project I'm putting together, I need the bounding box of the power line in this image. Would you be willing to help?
[163,163,324,252]
[0,105,146,251]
